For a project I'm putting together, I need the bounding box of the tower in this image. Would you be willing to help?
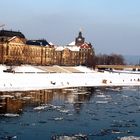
[75,31,85,46]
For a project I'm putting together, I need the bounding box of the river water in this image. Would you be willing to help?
[0,87,140,140]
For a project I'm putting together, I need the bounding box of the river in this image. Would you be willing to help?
[0,87,140,140]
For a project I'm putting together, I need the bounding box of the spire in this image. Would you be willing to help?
[78,31,82,37]
[79,27,83,37]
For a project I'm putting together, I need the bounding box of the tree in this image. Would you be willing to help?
[95,53,125,65]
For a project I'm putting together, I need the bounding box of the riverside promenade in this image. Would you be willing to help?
[0,65,140,91]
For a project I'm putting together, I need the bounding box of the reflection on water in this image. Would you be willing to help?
[0,87,140,140]
[0,88,94,115]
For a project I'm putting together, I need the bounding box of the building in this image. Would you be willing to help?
[0,29,95,67]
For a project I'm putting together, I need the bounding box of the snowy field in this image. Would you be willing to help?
[0,65,140,91]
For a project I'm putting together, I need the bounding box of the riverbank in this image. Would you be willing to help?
[0,65,140,91]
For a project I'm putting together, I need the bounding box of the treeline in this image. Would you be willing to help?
[95,53,125,65]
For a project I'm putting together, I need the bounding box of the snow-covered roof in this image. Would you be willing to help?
[49,42,54,45]
[55,46,80,52]
[55,46,64,51]
[68,41,75,46]
[80,42,91,49]
[68,46,80,51]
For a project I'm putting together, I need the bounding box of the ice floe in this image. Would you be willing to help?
[52,133,88,140]
[53,117,63,121]
[96,101,108,104]
[119,136,140,140]
[1,113,19,117]
[34,106,48,110]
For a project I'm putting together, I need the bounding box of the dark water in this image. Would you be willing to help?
[0,87,140,140]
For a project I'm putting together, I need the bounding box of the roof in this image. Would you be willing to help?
[49,42,54,45]
[68,41,75,46]
[26,39,50,46]
[80,43,91,49]
[0,29,25,38]
[55,45,80,52]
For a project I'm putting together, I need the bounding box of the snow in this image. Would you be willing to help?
[0,95,14,98]
[0,65,7,73]
[13,65,45,72]
[55,45,80,51]
[49,42,54,45]
[55,46,64,51]
[75,66,95,72]
[0,65,140,91]
[68,41,75,46]
[67,46,80,51]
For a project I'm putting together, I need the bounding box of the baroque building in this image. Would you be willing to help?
[0,29,95,67]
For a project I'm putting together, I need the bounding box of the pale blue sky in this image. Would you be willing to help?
[1,0,140,55]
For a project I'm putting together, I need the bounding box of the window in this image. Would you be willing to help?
[6,44,9,55]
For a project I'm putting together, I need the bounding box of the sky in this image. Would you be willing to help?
[1,0,140,55]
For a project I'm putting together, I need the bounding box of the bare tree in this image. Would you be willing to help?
[95,53,125,65]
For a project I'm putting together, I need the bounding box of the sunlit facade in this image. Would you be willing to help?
[0,30,95,67]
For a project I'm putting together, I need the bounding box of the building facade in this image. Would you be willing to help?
[0,30,95,67]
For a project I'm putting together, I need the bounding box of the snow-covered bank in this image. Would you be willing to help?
[0,65,140,91]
